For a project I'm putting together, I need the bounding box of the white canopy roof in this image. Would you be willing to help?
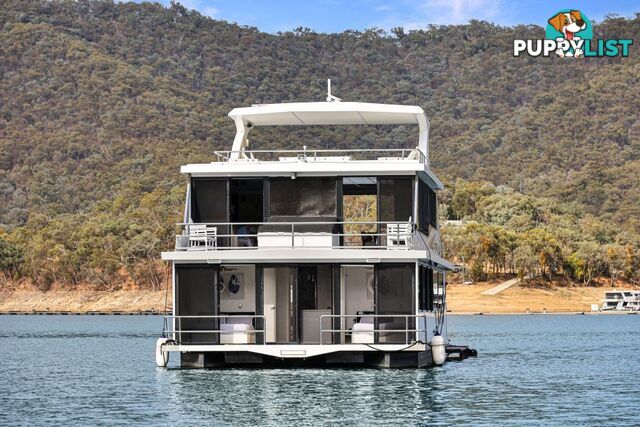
[228,102,425,126]
[227,101,429,162]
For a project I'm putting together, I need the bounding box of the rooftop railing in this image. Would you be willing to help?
[212,148,426,163]
[174,220,415,251]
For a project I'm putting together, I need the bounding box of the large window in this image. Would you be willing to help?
[190,178,228,223]
[418,265,434,311]
[230,179,263,247]
[376,264,414,343]
[176,265,219,344]
[230,179,263,222]
[379,177,413,222]
[190,178,229,246]
[269,177,337,218]
[418,179,437,233]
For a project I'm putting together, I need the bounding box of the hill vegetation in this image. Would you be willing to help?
[442,180,640,285]
[0,0,638,289]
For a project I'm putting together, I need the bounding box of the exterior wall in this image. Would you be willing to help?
[342,266,375,317]
[219,265,256,313]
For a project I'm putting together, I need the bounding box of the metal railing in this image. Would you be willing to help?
[213,148,426,164]
[161,314,428,347]
[162,315,266,345]
[319,314,428,345]
[175,220,414,251]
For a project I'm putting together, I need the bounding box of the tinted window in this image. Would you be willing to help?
[270,178,337,217]
[191,179,228,223]
[418,180,437,232]
[376,263,414,343]
[418,265,434,311]
[379,177,413,222]
[176,265,219,344]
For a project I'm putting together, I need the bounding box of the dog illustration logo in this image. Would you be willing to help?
[514,10,632,58]
[546,10,592,58]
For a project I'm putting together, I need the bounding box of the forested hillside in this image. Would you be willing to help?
[0,0,638,288]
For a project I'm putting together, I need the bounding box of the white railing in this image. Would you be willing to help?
[213,148,426,164]
[175,220,415,251]
[319,314,428,345]
[163,315,266,345]
[161,314,429,346]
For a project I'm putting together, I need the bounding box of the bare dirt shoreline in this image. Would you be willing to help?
[0,287,170,313]
[446,282,626,314]
[0,280,627,314]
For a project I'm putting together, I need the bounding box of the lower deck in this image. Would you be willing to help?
[162,261,447,368]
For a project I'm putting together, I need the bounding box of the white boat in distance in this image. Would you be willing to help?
[601,290,640,311]
[156,85,454,368]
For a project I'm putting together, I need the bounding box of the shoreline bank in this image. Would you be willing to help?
[0,287,171,314]
[445,282,626,314]
[0,282,629,315]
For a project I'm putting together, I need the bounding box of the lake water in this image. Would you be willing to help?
[0,314,638,426]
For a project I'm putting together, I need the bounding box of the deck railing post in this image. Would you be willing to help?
[405,316,408,344]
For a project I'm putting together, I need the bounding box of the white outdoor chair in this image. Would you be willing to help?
[187,224,217,250]
[386,219,412,249]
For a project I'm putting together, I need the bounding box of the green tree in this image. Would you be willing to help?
[0,232,22,278]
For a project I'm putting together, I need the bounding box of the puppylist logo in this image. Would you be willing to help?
[514,10,633,58]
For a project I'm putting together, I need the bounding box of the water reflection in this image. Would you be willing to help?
[160,368,446,425]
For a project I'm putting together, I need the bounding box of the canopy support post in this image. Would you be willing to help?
[230,116,252,161]
[417,114,429,166]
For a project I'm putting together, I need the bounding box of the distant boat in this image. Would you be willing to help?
[601,290,640,311]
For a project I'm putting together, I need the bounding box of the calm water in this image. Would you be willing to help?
[0,314,638,426]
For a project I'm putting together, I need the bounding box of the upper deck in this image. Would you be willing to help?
[163,98,452,270]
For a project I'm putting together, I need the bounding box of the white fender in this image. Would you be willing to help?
[155,337,169,367]
[431,334,446,366]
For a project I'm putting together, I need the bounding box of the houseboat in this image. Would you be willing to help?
[601,290,640,311]
[155,91,455,368]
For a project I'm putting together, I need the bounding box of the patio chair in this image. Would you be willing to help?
[386,218,412,249]
[187,224,217,250]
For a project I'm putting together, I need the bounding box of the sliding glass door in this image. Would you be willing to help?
[375,264,415,343]
[260,264,335,344]
[175,264,219,344]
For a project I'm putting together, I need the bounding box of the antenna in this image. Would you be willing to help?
[326,79,342,102]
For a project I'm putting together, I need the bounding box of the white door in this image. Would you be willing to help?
[263,268,277,342]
